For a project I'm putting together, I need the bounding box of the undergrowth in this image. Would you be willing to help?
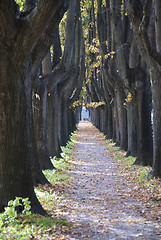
[0,132,76,240]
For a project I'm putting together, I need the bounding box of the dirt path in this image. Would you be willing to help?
[61,121,160,239]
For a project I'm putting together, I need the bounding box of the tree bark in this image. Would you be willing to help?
[0,0,69,213]
[47,87,61,157]
[151,69,161,176]
[115,85,128,151]
[126,101,137,157]
[0,57,45,215]
[134,71,153,166]
[126,0,161,175]
[33,78,54,170]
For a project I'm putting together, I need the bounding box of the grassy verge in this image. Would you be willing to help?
[0,132,76,240]
[105,140,161,222]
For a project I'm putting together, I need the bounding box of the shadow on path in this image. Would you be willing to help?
[61,121,160,240]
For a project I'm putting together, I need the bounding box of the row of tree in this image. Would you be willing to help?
[1,0,161,215]
[0,0,84,214]
[84,0,161,178]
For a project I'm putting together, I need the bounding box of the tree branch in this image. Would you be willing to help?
[19,0,69,57]
[61,0,76,69]
[69,30,85,106]
[0,1,18,43]
[45,64,74,93]
[38,0,77,93]
[139,0,161,66]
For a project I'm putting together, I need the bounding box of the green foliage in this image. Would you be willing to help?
[15,0,24,11]
[42,165,70,186]
[70,89,87,109]
[36,215,69,229]
[87,101,106,109]
[70,99,82,109]
[123,92,133,108]
[0,197,31,228]
[125,92,133,103]
[41,132,76,185]
[59,12,67,52]
[104,51,115,60]
[81,0,92,12]
[64,132,76,149]
[0,214,69,239]
[102,0,106,7]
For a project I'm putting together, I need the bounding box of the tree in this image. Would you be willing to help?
[126,0,161,176]
[32,0,84,163]
[0,0,69,214]
[95,0,153,163]
[110,0,152,162]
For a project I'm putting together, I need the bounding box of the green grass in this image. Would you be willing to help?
[0,214,69,240]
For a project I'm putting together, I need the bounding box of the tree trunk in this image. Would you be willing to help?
[107,104,113,139]
[0,58,45,214]
[113,97,120,145]
[33,79,54,170]
[115,85,128,151]
[101,106,108,134]
[126,101,137,157]
[68,108,76,135]
[47,87,61,157]
[60,97,69,146]
[152,69,161,176]
[30,107,50,186]
[126,0,161,177]
[135,82,153,166]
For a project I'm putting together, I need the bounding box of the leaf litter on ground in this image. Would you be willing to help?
[1,122,161,239]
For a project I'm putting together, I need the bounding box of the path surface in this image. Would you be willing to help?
[61,122,160,239]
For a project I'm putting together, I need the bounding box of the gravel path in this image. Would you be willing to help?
[62,121,161,240]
